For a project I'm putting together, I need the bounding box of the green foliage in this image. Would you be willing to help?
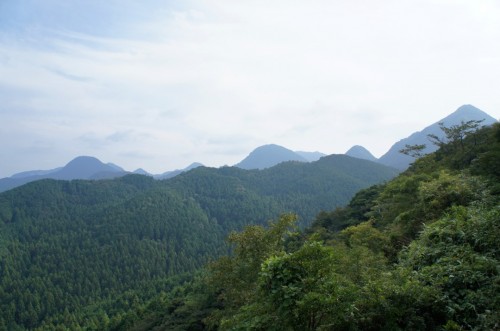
[308,184,383,240]
[0,153,396,329]
[428,120,484,152]
[206,214,298,329]
[168,155,398,228]
[400,205,500,329]
[428,120,492,170]
[2,122,499,330]
[470,123,500,192]
[0,177,227,329]
[222,234,441,330]
[339,220,390,255]
[258,242,355,330]
[169,123,500,331]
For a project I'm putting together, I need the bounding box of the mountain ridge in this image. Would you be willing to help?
[1,104,497,192]
[378,104,497,169]
[0,156,128,193]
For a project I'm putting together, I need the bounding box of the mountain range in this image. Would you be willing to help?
[0,104,497,193]
[0,158,203,193]
[1,104,498,330]
[231,104,497,170]
[0,156,127,192]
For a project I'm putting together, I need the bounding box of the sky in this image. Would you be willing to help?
[1,0,499,177]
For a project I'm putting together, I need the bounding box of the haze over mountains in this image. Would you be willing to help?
[0,105,497,193]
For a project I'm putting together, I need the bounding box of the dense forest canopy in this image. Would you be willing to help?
[0,153,396,330]
[112,122,499,331]
[0,122,498,330]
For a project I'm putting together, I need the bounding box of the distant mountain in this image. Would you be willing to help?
[51,156,123,180]
[155,162,204,180]
[235,144,308,169]
[0,156,127,192]
[9,167,62,179]
[378,105,497,170]
[107,162,126,172]
[295,151,326,162]
[345,145,378,162]
[133,168,152,176]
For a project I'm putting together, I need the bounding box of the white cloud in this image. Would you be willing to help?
[0,0,499,176]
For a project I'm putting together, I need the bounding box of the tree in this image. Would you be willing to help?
[258,241,356,330]
[428,120,484,152]
[399,144,427,158]
[400,205,500,329]
[206,214,298,329]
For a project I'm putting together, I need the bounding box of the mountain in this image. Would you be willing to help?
[133,168,152,176]
[51,156,123,180]
[107,162,126,172]
[9,167,62,179]
[155,162,204,180]
[235,144,308,169]
[378,104,497,170]
[0,153,398,329]
[345,145,378,162]
[164,154,399,227]
[138,122,500,331]
[0,156,127,192]
[295,151,326,162]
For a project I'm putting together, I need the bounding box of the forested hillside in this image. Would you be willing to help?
[168,154,398,227]
[115,122,500,330]
[0,154,396,330]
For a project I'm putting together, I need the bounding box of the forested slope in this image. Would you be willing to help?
[0,154,396,330]
[168,154,398,228]
[119,122,500,330]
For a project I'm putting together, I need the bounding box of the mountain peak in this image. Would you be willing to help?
[443,104,496,125]
[65,156,103,167]
[235,144,307,170]
[56,156,124,180]
[378,105,497,170]
[133,168,151,176]
[455,104,483,114]
[0,156,128,192]
[345,145,378,162]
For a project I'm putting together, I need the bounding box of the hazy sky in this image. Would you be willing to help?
[1,0,499,177]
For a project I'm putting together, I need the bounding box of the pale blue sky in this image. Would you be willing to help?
[1,0,499,176]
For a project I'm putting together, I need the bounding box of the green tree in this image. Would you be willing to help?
[399,143,427,158]
[428,120,484,152]
[206,214,298,328]
[400,205,500,329]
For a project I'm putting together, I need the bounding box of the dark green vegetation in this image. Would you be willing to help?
[116,122,500,330]
[0,155,397,330]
